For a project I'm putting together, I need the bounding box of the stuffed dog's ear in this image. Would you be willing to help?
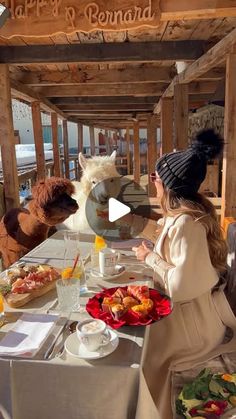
[79,153,87,171]
[110,150,117,161]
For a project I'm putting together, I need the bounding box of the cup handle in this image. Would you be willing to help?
[100,329,111,346]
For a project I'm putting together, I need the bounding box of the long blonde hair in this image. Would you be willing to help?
[160,188,227,273]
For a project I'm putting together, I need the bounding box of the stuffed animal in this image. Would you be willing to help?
[0,177,78,268]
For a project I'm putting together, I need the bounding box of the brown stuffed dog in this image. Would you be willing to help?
[0,177,78,268]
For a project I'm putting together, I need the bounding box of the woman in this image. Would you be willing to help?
[129,130,236,418]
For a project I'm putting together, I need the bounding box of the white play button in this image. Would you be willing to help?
[108,197,130,222]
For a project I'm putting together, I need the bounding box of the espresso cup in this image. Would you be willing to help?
[99,248,120,275]
[76,319,110,352]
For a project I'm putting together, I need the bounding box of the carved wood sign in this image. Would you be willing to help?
[0,0,161,38]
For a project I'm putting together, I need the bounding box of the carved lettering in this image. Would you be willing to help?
[124,9,134,24]
[25,0,36,17]
[36,0,47,17]
[143,0,155,21]
[65,6,75,28]
[98,11,108,26]
[15,5,25,17]
[134,6,142,21]
[84,2,98,27]
[84,1,156,27]
[50,0,61,17]
[1,0,160,37]
[112,10,123,25]
[9,0,15,18]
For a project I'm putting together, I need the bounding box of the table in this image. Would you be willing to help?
[0,231,159,419]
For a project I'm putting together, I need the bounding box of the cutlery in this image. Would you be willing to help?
[44,318,70,359]
[54,321,78,358]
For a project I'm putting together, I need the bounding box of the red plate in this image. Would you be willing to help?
[86,286,172,329]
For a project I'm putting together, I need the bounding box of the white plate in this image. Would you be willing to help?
[90,265,126,280]
[65,329,119,360]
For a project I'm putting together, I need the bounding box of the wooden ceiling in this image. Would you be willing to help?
[1,15,236,129]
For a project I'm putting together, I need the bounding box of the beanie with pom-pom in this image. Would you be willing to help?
[156,129,224,197]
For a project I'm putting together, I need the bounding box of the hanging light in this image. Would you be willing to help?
[0,3,10,28]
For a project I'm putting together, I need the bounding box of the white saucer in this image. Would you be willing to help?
[90,265,126,280]
[65,329,119,360]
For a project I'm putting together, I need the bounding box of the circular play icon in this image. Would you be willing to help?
[85,176,152,242]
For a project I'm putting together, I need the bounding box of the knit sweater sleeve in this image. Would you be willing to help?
[145,215,218,302]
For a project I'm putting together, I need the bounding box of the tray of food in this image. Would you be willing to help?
[86,285,172,329]
[0,263,60,308]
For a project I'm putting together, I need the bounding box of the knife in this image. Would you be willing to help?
[44,317,70,360]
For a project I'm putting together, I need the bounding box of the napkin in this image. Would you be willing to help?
[0,313,59,357]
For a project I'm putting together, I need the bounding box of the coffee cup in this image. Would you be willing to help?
[99,248,120,276]
[76,319,110,351]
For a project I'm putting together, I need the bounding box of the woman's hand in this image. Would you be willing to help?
[132,241,152,262]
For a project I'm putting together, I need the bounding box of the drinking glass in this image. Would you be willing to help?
[56,279,80,312]
[62,231,87,294]
[0,293,5,327]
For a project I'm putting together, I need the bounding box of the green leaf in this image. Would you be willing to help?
[216,378,236,395]
[182,369,212,400]
[209,379,229,398]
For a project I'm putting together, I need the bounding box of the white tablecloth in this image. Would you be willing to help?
[0,231,158,419]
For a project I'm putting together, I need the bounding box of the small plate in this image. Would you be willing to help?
[64,329,119,360]
[90,265,126,280]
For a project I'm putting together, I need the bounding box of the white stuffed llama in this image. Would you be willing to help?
[60,151,120,232]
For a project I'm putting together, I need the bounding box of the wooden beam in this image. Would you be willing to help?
[161,98,174,155]
[154,27,236,114]
[66,113,136,119]
[19,67,173,86]
[221,53,236,223]
[36,84,167,97]
[0,0,235,39]
[36,81,217,98]
[89,126,95,156]
[161,0,236,20]
[10,79,66,119]
[0,41,208,65]
[52,97,160,105]
[51,112,61,177]
[147,115,158,197]
[61,104,154,112]
[133,121,140,184]
[62,120,69,179]
[174,84,189,150]
[31,101,46,180]
[0,64,19,210]
[126,127,131,175]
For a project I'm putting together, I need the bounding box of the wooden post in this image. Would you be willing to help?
[51,112,61,177]
[89,126,95,155]
[133,121,140,184]
[126,127,131,175]
[161,98,174,156]
[104,129,110,154]
[174,84,189,150]
[221,53,236,224]
[77,123,83,153]
[0,64,19,210]
[31,101,46,180]
[62,120,69,179]
[77,123,83,179]
[147,115,158,197]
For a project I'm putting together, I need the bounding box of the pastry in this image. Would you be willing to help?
[122,296,138,309]
[111,304,127,320]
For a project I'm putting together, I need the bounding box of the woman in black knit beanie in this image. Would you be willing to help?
[130,129,236,419]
